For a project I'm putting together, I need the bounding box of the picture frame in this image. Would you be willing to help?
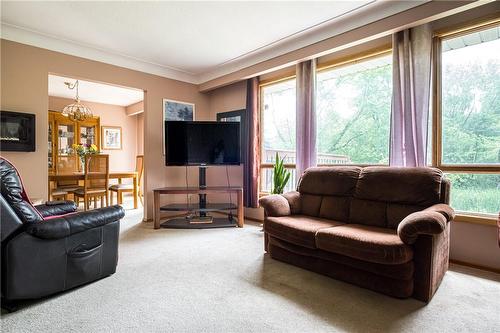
[101,126,122,150]
[162,98,195,154]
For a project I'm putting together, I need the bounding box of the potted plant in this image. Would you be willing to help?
[271,152,291,194]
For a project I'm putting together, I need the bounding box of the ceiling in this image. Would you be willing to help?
[1,1,428,84]
[48,75,143,107]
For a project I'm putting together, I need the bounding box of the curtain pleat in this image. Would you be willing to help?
[390,24,433,167]
[296,59,317,180]
[244,77,260,207]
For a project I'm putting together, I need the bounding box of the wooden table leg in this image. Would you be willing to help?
[133,176,138,209]
[237,190,244,228]
[154,191,160,229]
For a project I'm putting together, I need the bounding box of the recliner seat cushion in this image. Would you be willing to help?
[316,224,413,265]
[265,215,343,249]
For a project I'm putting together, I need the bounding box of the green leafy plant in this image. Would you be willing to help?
[271,152,291,194]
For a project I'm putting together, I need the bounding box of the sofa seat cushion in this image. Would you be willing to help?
[265,215,344,249]
[316,224,413,265]
[268,236,414,280]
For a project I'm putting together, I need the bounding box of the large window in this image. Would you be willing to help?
[316,53,392,165]
[437,23,500,215]
[260,79,297,193]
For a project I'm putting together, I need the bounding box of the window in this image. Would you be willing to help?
[260,79,297,193]
[316,53,392,165]
[441,25,500,165]
[436,23,500,216]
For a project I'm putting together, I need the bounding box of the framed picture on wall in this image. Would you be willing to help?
[162,98,195,154]
[101,126,122,150]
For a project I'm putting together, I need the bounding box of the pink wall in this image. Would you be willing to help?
[49,96,140,172]
[1,39,210,220]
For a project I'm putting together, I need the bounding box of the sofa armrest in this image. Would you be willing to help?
[398,204,455,244]
[25,205,125,239]
[282,191,301,214]
[259,194,291,217]
[35,201,77,218]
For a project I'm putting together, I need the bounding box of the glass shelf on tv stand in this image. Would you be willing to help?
[159,202,237,212]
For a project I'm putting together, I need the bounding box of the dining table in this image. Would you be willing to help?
[48,171,139,209]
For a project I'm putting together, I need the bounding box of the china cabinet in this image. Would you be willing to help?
[48,111,100,172]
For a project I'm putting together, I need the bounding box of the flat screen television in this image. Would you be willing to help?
[165,121,240,166]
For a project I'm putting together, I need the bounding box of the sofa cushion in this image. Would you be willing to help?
[349,199,387,227]
[298,166,361,196]
[316,224,413,265]
[300,194,322,217]
[319,196,350,222]
[354,166,443,206]
[265,215,343,249]
[386,203,426,229]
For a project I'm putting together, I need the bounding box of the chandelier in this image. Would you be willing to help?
[62,80,92,121]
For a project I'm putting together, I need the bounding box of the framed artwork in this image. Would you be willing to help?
[101,126,122,150]
[162,98,195,154]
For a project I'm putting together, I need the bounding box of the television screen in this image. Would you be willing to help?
[165,121,240,166]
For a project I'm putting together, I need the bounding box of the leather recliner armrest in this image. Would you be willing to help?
[35,201,78,218]
[25,205,125,239]
[398,204,455,245]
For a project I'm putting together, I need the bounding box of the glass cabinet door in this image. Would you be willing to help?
[79,125,96,146]
[57,123,75,155]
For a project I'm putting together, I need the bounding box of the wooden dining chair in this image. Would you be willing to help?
[51,155,80,200]
[109,155,144,206]
[72,154,109,211]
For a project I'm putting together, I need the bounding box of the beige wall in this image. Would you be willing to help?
[49,96,140,172]
[1,39,210,220]
[126,101,144,116]
[136,112,144,155]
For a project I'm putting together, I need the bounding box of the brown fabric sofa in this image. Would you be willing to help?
[259,166,454,302]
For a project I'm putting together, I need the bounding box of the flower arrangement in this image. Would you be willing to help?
[72,143,99,170]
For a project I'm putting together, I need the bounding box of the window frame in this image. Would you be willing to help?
[431,18,500,222]
[258,47,393,194]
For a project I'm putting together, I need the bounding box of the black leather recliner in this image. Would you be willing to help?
[1,157,125,306]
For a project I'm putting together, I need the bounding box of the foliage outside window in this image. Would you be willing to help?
[260,79,297,193]
[316,54,392,165]
[439,24,500,215]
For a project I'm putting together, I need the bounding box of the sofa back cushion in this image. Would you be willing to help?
[351,167,443,228]
[296,166,444,228]
[298,167,361,221]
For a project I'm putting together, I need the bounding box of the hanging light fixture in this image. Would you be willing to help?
[62,80,92,121]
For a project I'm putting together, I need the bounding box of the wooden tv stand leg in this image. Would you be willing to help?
[237,189,244,228]
[154,190,160,229]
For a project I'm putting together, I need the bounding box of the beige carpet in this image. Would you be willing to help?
[2,207,500,333]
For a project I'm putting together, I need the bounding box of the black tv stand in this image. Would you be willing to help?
[153,166,244,229]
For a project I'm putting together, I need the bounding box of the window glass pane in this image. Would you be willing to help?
[260,167,297,193]
[316,54,392,165]
[446,173,500,215]
[261,79,296,165]
[441,25,500,165]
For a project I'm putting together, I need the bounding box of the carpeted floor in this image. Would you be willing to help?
[2,207,500,333]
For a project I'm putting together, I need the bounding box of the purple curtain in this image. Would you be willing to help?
[390,24,433,167]
[296,59,317,179]
[244,77,260,207]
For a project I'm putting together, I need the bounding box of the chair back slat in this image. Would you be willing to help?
[84,155,109,191]
[136,155,144,187]
[56,155,79,187]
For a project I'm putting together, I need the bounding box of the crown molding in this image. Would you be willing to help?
[0,23,199,84]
